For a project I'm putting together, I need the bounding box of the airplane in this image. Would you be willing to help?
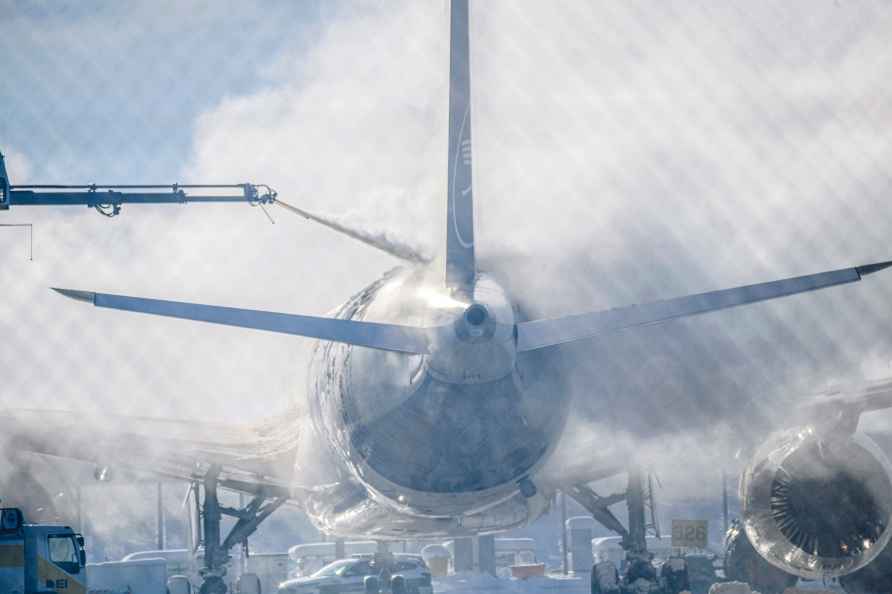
[4,1,892,593]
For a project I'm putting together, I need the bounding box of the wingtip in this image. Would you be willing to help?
[52,288,96,303]
[856,260,892,277]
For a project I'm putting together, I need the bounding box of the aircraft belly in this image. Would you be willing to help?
[302,481,545,539]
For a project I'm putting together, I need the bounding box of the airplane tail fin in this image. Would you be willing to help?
[445,0,476,291]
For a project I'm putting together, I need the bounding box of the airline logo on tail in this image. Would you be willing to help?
[451,106,474,250]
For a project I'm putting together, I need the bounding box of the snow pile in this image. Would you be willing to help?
[709,582,760,594]
[434,572,505,593]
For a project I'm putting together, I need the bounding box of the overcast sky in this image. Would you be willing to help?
[2,1,892,501]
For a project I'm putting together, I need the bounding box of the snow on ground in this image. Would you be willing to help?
[432,574,844,594]
[433,573,589,594]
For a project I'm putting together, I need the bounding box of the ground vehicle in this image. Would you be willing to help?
[278,554,432,594]
[441,538,538,575]
[86,558,167,594]
[681,554,719,594]
[122,548,289,592]
[592,537,675,570]
[246,552,290,594]
[122,549,195,584]
[0,507,87,594]
[494,538,536,571]
[288,542,378,578]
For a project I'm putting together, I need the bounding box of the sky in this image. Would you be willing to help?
[2,0,892,550]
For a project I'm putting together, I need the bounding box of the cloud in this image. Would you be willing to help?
[3,149,32,183]
[184,0,892,497]
[3,0,892,520]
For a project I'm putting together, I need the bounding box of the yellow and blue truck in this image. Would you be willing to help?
[0,508,87,594]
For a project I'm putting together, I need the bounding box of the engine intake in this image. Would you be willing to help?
[741,428,892,580]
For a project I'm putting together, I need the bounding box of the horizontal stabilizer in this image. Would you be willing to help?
[53,288,432,354]
[516,260,892,352]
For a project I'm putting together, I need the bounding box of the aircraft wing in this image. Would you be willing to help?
[0,408,299,496]
[547,376,892,490]
[516,261,892,351]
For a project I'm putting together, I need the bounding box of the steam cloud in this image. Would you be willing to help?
[2,0,892,549]
[275,198,432,265]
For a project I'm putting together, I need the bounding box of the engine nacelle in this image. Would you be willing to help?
[740,428,892,580]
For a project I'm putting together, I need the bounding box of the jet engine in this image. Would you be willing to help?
[740,427,892,580]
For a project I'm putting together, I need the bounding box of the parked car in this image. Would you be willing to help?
[278,553,432,594]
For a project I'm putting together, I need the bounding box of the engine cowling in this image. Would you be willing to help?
[740,428,892,580]
[724,519,797,594]
[840,543,892,594]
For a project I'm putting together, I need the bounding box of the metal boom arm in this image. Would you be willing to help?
[2,183,276,217]
[0,151,275,218]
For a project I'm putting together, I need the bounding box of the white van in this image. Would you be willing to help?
[87,558,168,594]
[122,549,196,583]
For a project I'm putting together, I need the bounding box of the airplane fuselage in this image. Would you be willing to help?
[303,268,569,536]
